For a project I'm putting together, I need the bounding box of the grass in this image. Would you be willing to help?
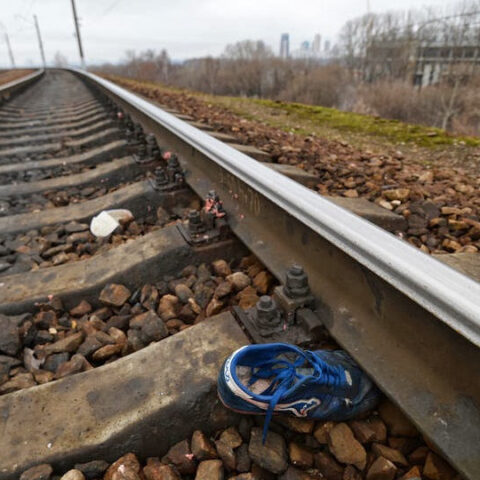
[102,74,480,149]
[250,99,480,148]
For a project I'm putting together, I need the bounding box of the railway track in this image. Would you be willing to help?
[0,69,478,480]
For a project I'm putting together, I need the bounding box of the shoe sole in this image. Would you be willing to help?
[218,389,268,416]
[218,388,381,422]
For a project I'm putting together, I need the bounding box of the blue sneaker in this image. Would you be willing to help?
[218,343,380,441]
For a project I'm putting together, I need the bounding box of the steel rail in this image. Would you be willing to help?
[0,69,44,100]
[77,69,480,344]
[74,69,480,479]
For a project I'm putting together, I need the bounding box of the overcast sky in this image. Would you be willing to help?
[0,0,451,68]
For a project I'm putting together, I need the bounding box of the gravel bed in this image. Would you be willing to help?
[0,163,96,185]
[0,176,144,217]
[0,201,197,276]
[0,148,96,165]
[111,76,480,256]
[17,399,459,479]
[0,255,275,395]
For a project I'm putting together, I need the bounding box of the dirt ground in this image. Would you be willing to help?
[0,69,34,86]
[103,74,480,255]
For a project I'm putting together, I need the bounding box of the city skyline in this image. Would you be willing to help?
[0,0,451,67]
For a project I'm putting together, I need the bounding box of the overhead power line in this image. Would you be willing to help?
[101,0,124,17]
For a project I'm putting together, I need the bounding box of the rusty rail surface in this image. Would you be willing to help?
[71,68,480,480]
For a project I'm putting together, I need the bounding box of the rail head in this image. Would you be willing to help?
[75,69,480,348]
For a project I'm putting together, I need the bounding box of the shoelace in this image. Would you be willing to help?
[247,350,345,443]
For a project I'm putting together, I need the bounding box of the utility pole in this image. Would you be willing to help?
[4,32,15,68]
[71,0,86,69]
[33,15,46,67]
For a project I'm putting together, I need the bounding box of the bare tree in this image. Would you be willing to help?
[93,0,480,136]
[53,51,68,67]
[435,1,480,129]
[221,40,274,96]
[339,10,418,82]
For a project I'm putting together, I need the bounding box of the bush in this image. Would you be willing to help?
[94,45,480,137]
[278,64,348,108]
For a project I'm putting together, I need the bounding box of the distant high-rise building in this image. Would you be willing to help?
[313,34,322,54]
[300,40,310,51]
[280,33,290,59]
[324,40,331,52]
[292,40,314,59]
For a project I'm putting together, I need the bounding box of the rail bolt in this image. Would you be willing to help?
[146,134,160,160]
[167,155,183,183]
[124,114,132,127]
[207,190,219,202]
[146,133,157,145]
[284,264,310,299]
[255,295,281,327]
[167,154,180,169]
[134,123,145,141]
[155,167,169,186]
[255,295,282,330]
[188,210,206,235]
[137,143,147,159]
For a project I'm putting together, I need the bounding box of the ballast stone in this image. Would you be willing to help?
[248,427,288,474]
[0,314,21,356]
